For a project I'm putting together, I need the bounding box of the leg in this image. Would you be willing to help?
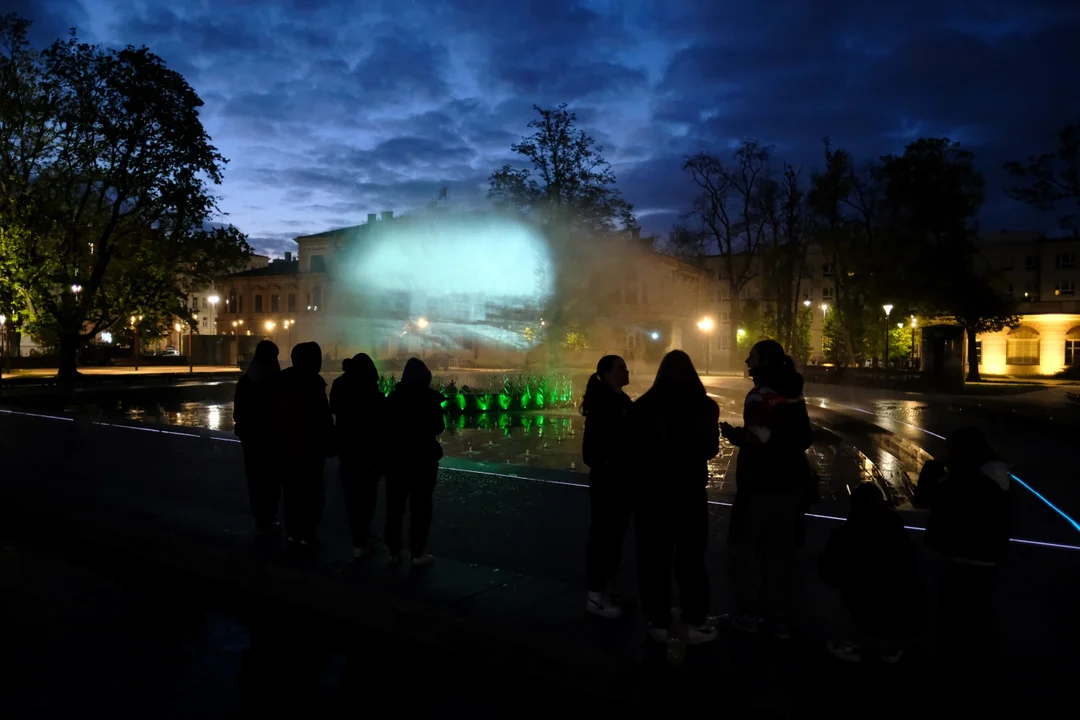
[339,455,367,548]
[281,461,304,541]
[243,442,276,530]
[673,489,710,626]
[586,470,615,592]
[727,494,763,617]
[407,464,437,556]
[384,475,409,557]
[760,493,800,619]
[635,503,674,628]
[305,459,325,541]
[357,467,381,543]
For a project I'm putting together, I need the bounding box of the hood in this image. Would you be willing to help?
[400,357,432,389]
[342,353,379,388]
[979,460,1011,491]
[751,365,804,399]
[279,365,326,389]
[245,358,279,382]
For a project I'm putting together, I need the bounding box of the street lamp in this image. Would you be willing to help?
[190,313,198,373]
[71,284,82,296]
[131,315,143,371]
[0,313,6,358]
[283,319,294,349]
[416,317,429,329]
[910,316,918,367]
[882,304,894,368]
[208,295,219,334]
[820,304,829,360]
[697,316,714,375]
[803,298,811,308]
[265,320,275,335]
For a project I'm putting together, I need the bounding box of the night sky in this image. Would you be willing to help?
[14,0,1080,256]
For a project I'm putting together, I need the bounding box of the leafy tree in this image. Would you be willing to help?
[489,103,637,235]
[758,163,812,354]
[683,140,774,368]
[0,15,250,380]
[1005,122,1080,232]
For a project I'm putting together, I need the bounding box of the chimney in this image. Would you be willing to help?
[367,213,377,224]
[284,251,292,262]
[383,210,394,220]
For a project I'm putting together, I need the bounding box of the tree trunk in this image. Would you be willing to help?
[965,327,981,382]
[58,333,80,384]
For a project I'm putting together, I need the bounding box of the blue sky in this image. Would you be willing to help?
[14,0,1080,256]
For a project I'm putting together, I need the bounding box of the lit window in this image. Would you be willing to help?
[1006,326,1040,365]
[975,340,983,365]
[1066,339,1080,366]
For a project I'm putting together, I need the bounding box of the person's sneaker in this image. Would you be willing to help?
[412,553,435,568]
[718,613,761,634]
[765,615,792,640]
[826,640,864,662]
[646,625,669,643]
[879,647,905,664]
[585,591,624,619]
[687,624,719,645]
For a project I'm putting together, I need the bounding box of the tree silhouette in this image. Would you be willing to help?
[1006,122,1080,233]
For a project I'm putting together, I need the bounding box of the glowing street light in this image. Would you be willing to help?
[737,328,747,337]
[910,316,918,366]
[697,316,715,375]
[650,331,660,341]
[820,304,829,359]
[803,298,811,308]
[0,313,5,357]
[882,304,894,368]
[416,317,429,329]
[71,284,82,296]
[265,320,275,333]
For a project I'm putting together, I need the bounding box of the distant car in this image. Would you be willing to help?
[162,346,180,357]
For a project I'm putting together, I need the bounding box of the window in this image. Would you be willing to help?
[310,254,327,273]
[254,294,263,313]
[1056,253,1076,269]
[1006,326,1040,366]
[1056,280,1075,296]
[312,286,323,310]
[228,288,237,314]
[719,335,731,351]
[719,286,730,301]
[739,286,753,300]
[288,293,296,312]
[271,294,280,312]
[822,287,835,300]
[1001,255,1014,271]
[1025,255,1038,270]
[1067,329,1080,365]
[237,295,243,314]
[720,311,731,324]
[975,340,983,365]
[822,263,834,277]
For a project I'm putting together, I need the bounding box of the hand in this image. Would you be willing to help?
[719,421,735,438]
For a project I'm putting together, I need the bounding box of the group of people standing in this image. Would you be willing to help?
[233,340,445,565]
[582,340,1012,677]
[581,341,816,644]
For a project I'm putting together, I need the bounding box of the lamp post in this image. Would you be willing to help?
[820,304,828,360]
[131,315,143,371]
[910,316,917,368]
[882,304,894,369]
[208,295,219,334]
[190,313,198,373]
[697,316,714,375]
[0,313,6,359]
[283,319,293,350]
[265,320,275,341]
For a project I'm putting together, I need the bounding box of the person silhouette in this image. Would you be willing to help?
[275,341,335,549]
[580,354,633,619]
[721,339,813,640]
[233,340,282,534]
[631,350,720,644]
[384,357,445,567]
[330,353,388,558]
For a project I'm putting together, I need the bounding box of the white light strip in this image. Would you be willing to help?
[0,408,74,421]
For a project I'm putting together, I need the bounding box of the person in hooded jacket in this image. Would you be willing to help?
[330,353,388,559]
[721,339,813,639]
[580,354,633,619]
[631,350,721,645]
[819,482,928,663]
[234,340,282,534]
[924,426,1011,692]
[385,357,445,567]
[275,341,335,549]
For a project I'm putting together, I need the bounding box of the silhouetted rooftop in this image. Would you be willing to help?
[227,259,300,277]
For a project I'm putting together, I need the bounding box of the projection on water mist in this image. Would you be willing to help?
[339,214,554,354]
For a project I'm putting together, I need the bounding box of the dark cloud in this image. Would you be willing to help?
[11,0,1080,251]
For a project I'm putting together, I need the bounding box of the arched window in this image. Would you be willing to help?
[1006,326,1040,365]
[1066,326,1080,366]
[227,287,237,314]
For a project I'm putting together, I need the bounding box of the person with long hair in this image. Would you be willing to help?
[580,354,633,619]
[631,350,720,644]
[233,340,282,534]
[330,353,388,559]
[721,339,813,639]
